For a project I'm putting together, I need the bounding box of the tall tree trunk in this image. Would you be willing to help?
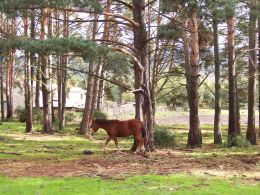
[246,0,257,145]
[6,49,14,119]
[212,17,222,144]
[0,57,4,121]
[150,0,161,125]
[79,64,95,134]
[24,14,33,133]
[6,17,16,119]
[58,10,68,130]
[0,13,5,121]
[41,8,53,134]
[90,59,102,119]
[258,8,260,138]
[47,9,55,123]
[56,11,62,129]
[132,1,144,121]
[133,0,155,151]
[60,53,67,130]
[79,13,99,135]
[181,19,191,110]
[57,56,62,128]
[35,57,41,108]
[187,7,202,147]
[97,69,105,110]
[30,10,35,95]
[96,0,111,112]
[235,80,241,134]
[227,16,237,146]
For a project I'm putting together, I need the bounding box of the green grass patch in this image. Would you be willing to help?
[0,120,259,195]
[0,174,259,195]
[0,121,133,160]
[0,122,259,160]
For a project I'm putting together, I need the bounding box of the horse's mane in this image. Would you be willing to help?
[94,119,119,124]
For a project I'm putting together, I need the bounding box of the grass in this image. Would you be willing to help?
[0,117,259,194]
[0,174,259,195]
[0,121,132,160]
[0,121,258,160]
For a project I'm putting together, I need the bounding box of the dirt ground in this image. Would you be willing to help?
[0,148,259,182]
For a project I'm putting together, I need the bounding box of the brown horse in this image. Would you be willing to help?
[90,119,146,152]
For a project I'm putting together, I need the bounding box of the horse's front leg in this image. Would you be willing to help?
[104,137,112,151]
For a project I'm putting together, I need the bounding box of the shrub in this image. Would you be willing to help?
[33,108,42,123]
[93,109,107,119]
[65,112,78,123]
[154,126,176,147]
[227,135,250,148]
[15,107,27,122]
[15,107,42,123]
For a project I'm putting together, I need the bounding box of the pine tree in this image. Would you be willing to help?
[246,0,258,145]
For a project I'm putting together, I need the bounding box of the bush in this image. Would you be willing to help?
[15,107,27,122]
[93,109,107,119]
[15,107,42,123]
[65,112,78,123]
[154,126,176,147]
[227,135,250,148]
[33,108,42,123]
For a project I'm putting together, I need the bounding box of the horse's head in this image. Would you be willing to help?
[90,118,99,135]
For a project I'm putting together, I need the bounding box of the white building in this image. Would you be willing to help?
[0,84,86,111]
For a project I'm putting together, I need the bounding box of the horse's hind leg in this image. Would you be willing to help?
[135,137,145,153]
[104,137,112,151]
[140,138,145,152]
[112,137,119,151]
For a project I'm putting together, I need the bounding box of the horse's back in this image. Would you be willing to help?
[112,119,143,137]
[127,119,144,134]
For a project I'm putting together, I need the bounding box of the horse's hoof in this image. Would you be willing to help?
[83,150,94,155]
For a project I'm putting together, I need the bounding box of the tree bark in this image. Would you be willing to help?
[132,0,155,151]
[6,49,14,119]
[212,17,222,144]
[90,59,102,119]
[97,69,105,110]
[24,14,33,133]
[6,17,16,119]
[79,63,95,134]
[246,0,257,145]
[133,0,144,122]
[258,7,260,138]
[79,13,99,135]
[58,10,68,130]
[235,80,241,135]
[0,57,4,121]
[30,10,35,95]
[35,58,41,108]
[150,0,161,126]
[41,8,53,134]
[94,0,111,113]
[0,13,5,121]
[227,16,237,146]
[60,54,67,130]
[46,9,55,124]
[187,7,202,147]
